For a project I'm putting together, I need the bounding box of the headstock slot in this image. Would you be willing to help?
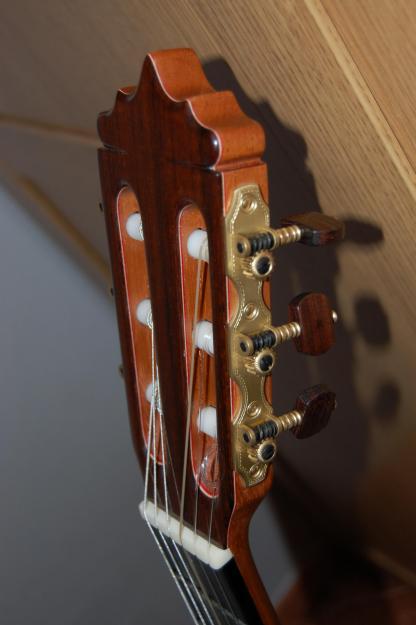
[116,186,164,465]
[179,204,219,499]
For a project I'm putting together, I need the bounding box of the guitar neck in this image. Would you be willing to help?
[154,531,263,625]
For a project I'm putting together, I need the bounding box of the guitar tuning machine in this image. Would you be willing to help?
[240,384,337,464]
[243,348,276,376]
[235,211,345,259]
[239,250,275,280]
[235,210,344,281]
[225,183,343,486]
[237,291,338,360]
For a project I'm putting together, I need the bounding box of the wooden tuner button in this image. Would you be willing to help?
[291,384,337,439]
[289,292,337,355]
[281,212,344,246]
[243,384,336,447]
[235,213,344,259]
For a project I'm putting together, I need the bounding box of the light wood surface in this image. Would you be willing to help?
[322,0,416,174]
[1,0,415,581]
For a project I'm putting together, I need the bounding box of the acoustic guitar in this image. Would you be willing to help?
[97,47,343,625]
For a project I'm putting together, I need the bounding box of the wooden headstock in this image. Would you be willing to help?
[97,48,343,625]
[98,48,268,549]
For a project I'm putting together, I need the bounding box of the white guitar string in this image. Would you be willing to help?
[179,241,206,540]
[154,376,216,625]
[143,237,236,625]
[177,236,234,625]
[190,248,239,625]
[163,416,235,625]
[142,401,200,624]
[153,309,225,625]
[141,327,206,625]
[182,239,241,625]
[191,366,235,621]
[193,349,205,538]
[157,371,169,524]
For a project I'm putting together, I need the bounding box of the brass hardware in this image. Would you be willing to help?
[239,251,274,280]
[250,252,274,279]
[235,225,302,258]
[256,439,277,463]
[225,183,275,487]
[253,349,275,375]
[242,410,304,447]
[243,348,277,377]
[272,321,301,345]
[242,383,337,445]
[237,321,301,356]
[272,225,302,248]
[224,186,340,486]
[274,410,303,433]
[239,424,257,446]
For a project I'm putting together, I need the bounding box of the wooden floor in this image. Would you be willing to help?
[277,551,416,625]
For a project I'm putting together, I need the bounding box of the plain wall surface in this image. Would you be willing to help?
[0,187,297,624]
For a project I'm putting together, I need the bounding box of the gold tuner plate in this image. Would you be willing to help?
[225,184,275,487]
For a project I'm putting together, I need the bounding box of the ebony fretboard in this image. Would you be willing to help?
[153,528,262,625]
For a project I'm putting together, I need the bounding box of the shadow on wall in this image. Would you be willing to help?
[204,58,399,613]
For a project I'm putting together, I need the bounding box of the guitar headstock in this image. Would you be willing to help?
[97,48,343,578]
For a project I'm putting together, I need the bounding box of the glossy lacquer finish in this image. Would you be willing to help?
[98,49,279,625]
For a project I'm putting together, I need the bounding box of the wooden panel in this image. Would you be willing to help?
[0,1,190,129]
[322,0,416,172]
[1,0,416,579]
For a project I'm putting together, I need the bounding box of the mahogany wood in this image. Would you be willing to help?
[281,212,345,246]
[292,385,336,439]
[289,292,335,355]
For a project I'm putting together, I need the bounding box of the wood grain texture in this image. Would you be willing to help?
[289,292,335,355]
[321,0,416,175]
[292,385,336,440]
[2,0,416,581]
[281,212,344,246]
